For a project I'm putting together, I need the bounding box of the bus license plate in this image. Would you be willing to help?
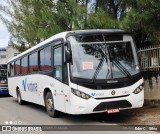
[106,108,119,114]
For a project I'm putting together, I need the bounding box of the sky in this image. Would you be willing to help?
[0,21,10,48]
[0,0,95,48]
[0,0,10,48]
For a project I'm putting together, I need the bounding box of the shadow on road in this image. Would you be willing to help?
[9,97,145,125]
[62,110,133,124]
[0,94,11,98]
[11,98,47,114]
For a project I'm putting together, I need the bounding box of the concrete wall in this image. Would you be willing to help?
[143,72,160,106]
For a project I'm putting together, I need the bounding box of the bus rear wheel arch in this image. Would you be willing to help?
[44,90,60,118]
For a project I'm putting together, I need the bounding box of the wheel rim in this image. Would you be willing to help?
[47,98,53,111]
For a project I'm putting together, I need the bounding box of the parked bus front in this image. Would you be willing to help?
[66,31,144,114]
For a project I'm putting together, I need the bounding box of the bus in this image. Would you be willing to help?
[0,64,8,95]
[7,29,144,117]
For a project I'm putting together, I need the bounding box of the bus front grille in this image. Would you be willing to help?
[93,100,132,112]
[94,94,130,100]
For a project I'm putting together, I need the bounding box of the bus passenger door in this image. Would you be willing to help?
[53,45,65,112]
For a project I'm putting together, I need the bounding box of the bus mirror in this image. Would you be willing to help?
[64,41,71,49]
[65,49,72,63]
[64,41,72,63]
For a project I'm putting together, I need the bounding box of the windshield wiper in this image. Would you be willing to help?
[109,54,132,78]
[92,55,105,82]
[92,43,113,82]
[91,41,113,82]
[92,46,132,81]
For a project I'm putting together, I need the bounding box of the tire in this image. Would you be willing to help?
[45,92,60,118]
[17,90,24,105]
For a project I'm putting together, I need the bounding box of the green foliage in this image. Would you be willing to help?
[120,0,160,46]
[0,0,63,51]
[86,8,118,29]
[0,0,159,51]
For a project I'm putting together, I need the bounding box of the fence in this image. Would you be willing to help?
[138,46,160,71]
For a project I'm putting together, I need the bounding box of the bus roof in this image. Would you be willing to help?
[8,31,69,63]
[8,29,126,63]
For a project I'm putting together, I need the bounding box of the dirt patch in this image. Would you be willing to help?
[125,106,160,125]
[87,106,160,125]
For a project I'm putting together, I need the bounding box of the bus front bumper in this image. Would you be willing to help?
[69,90,144,115]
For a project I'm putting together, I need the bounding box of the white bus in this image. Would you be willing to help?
[8,29,144,117]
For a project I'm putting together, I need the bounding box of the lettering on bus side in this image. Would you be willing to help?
[27,83,38,92]
[22,78,38,92]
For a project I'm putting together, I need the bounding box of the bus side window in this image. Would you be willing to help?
[10,62,14,76]
[53,46,62,81]
[39,46,52,71]
[29,52,38,73]
[15,60,21,75]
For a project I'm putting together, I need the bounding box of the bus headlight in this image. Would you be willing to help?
[133,84,144,94]
[71,88,91,100]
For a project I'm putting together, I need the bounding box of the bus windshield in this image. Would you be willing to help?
[67,34,140,80]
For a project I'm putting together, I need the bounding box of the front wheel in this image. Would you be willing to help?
[17,90,24,105]
[45,92,60,117]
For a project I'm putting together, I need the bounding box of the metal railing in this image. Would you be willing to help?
[138,46,160,71]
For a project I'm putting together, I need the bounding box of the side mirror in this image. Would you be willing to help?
[64,41,72,63]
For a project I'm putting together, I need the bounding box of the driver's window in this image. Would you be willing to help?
[53,46,62,81]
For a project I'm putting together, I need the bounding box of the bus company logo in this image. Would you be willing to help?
[91,92,104,97]
[22,78,27,91]
[91,93,96,96]
[27,83,38,92]
[111,90,116,95]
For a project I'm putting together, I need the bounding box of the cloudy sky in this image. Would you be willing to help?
[0,0,10,48]
[0,21,10,48]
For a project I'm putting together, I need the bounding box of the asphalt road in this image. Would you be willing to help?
[0,95,158,134]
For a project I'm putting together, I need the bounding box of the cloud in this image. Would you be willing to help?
[0,21,10,48]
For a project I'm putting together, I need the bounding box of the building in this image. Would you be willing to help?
[0,45,20,65]
[0,44,19,94]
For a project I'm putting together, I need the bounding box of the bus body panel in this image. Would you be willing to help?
[8,75,144,115]
[67,78,144,114]
[69,89,144,114]
[77,78,143,99]
[8,74,72,113]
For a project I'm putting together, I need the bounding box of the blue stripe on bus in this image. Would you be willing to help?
[0,89,9,95]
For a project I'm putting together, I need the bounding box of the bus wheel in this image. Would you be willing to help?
[17,90,24,105]
[45,92,60,117]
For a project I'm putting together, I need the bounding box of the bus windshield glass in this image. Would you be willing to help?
[67,34,140,80]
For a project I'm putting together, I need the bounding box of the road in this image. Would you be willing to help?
[0,95,159,134]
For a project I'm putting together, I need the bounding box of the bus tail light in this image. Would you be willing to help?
[71,88,91,100]
[133,84,144,94]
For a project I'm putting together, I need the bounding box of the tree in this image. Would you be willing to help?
[92,0,160,47]
[119,0,160,47]
[0,0,63,51]
[0,0,159,50]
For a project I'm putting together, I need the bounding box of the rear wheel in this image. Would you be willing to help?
[17,90,24,105]
[45,92,60,117]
